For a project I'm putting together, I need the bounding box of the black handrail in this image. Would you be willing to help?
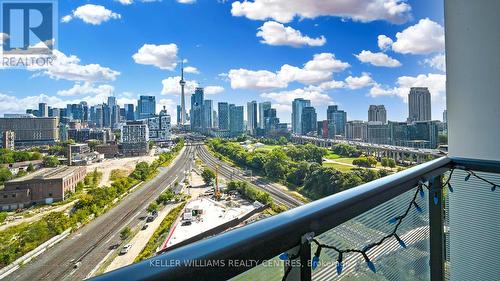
[91,157,452,281]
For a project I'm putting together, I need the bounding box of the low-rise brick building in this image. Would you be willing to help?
[0,166,86,210]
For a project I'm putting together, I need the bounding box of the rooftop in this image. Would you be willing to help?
[7,166,84,182]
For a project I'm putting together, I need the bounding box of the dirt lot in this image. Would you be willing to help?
[87,149,157,187]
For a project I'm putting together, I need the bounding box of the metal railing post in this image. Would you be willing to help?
[429,175,445,281]
[283,232,313,281]
[300,233,313,281]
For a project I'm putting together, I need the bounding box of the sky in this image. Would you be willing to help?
[0,0,446,124]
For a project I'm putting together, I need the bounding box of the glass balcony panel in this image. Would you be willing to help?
[312,186,430,281]
[229,255,284,281]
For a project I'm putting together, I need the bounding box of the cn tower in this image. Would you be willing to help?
[179,61,186,128]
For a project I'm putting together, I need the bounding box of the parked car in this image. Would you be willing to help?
[120,244,132,255]
[181,220,192,226]
[146,211,158,222]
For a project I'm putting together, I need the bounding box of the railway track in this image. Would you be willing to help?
[16,145,195,281]
[195,144,303,209]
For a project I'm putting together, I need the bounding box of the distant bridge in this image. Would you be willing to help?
[291,135,447,165]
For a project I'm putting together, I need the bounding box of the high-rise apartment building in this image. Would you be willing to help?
[125,104,135,121]
[229,104,244,135]
[247,101,258,135]
[202,100,213,131]
[218,102,229,130]
[121,121,149,156]
[327,105,347,137]
[258,102,271,129]
[38,103,48,118]
[368,105,387,124]
[137,95,156,120]
[292,98,311,135]
[346,120,368,141]
[301,107,317,135]
[191,88,204,132]
[408,87,431,122]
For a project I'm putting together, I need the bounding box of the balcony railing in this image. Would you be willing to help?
[90,156,500,281]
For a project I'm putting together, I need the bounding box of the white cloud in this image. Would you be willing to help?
[345,73,376,89]
[228,53,349,89]
[157,99,177,119]
[184,66,199,74]
[369,84,395,97]
[57,82,114,96]
[61,15,73,23]
[228,69,287,90]
[309,80,345,91]
[368,73,446,102]
[62,4,121,25]
[395,73,446,101]
[116,0,164,4]
[355,50,401,67]
[29,50,120,82]
[231,0,412,24]
[391,18,445,54]
[117,0,133,4]
[257,21,326,47]
[132,44,178,70]
[161,76,224,96]
[423,53,446,72]
[205,86,225,95]
[260,87,333,114]
[162,76,198,95]
[377,35,393,51]
[177,0,196,4]
[0,33,8,45]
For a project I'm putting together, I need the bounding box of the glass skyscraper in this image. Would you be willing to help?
[137,95,156,120]
[292,98,311,135]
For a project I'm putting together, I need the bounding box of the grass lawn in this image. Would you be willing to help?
[325,152,341,160]
[323,162,354,173]
[255,144,282,152]
[333,157,357,165]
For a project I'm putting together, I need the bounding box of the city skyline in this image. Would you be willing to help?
[0,0,445,123]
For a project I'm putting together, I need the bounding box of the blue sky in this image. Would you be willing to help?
[0,0,446,123]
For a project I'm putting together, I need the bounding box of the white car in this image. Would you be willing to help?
[120,244,132,255]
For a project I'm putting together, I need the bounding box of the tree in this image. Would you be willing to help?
[387,158,396,168]
[27,163,35,172]
[92,168,99,187]
[352,157,377,168]
[120,227,131,241]
[147,202,159,213]
[201,168,216,186]
[87,140,101,151]
[43,156,60,167]
[157,190,174,205]
[264,149,290,180]
[438,134,448,145]
[131,162,151,181]
[0,168,13,184]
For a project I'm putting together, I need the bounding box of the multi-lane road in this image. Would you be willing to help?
[4,144,196,281]
[195,144,304,209]
[2,141,304,281]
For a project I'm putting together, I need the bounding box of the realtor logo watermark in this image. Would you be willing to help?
[1,0,57,68]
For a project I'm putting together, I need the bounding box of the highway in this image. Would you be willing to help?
[195,143,304,209]
[5,144,195,281]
